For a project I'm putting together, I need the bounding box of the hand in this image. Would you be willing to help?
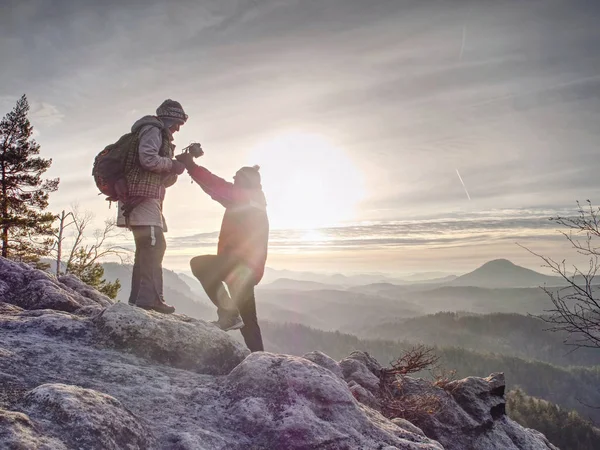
[171,160,186,175]
[175,152,195,169]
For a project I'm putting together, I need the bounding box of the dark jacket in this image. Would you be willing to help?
[188,165,269,283]
[125,116,176,200]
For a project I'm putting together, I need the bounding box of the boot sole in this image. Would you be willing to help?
[137,305,175,315]
[222,321,245,332]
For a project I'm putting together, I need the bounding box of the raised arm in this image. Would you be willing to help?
[187,165,246,208]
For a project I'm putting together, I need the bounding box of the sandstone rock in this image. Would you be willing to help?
[222,352,442,449]
[0,307,92,340]
[302,350,344,378]
[392,418,426,437]
[339,351,382,396]
[446,373,506,422]
[0,257,113,313]
[20,384,154,450]
[0,409,67,450]
[394,373,558,450]
[0,302,23,315]
[94,302,249,375]
[348,380,381,410]
[58,274,114,308]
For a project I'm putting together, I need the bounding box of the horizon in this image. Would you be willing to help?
[2,0,600,273]
[103,257,562,281]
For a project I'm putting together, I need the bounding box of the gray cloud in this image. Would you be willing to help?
[2,0,600,272]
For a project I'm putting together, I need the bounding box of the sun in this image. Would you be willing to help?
[248,132,365,229]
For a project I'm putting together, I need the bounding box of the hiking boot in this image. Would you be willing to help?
[137,302,175,315]
[158,298,175,309]
[211,315,244,332]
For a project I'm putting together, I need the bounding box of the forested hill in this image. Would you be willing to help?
[350,311,600,367]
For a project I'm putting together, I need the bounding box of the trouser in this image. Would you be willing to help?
[190,254,264,352]
[129,225,166,307]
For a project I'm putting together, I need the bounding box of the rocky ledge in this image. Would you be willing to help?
[0,258,556,449]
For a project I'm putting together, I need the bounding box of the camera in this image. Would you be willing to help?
[182,142,204,158]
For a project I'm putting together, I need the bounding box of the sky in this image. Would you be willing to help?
[1,0,600,275]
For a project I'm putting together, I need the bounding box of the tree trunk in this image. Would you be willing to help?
[1,148,7,258]
[56,210,65,275]
[1,227,7,258]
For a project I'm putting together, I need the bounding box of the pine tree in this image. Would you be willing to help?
[66,247,121,299]
[0,95,59,263]
[507,388,600,450]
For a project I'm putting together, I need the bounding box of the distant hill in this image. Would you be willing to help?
[348,283,554,316]
[348,282,409,296]
[255,287,424,330]
[176,272,205,296]
[261,267,405,287]
[412,285,556,314]
[449,259,562,288]
[262,278,338,291]
[351,311,600,367]
[399,272,457,282]
[411,274,458,284]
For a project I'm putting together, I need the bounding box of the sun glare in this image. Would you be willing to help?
[301,229,327,243]
[248,132,365,229]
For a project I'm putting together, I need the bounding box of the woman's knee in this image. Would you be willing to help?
[190,255,209,277]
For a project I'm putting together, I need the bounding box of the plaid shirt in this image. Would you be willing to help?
[125,130,174,199]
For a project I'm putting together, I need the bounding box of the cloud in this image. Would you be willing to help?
[166,207,570,254]
[3,0,600,275]
[29,101,64,126]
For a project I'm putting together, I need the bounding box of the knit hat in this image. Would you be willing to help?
[156,99,188,124]
[235,165,262,188]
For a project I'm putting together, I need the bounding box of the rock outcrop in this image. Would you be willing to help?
[0,257,557,449]
[307,350,557,450]
[95,303,248,375]
[20,383,154,450]
[395,374,559,450]
[0,258,113,312]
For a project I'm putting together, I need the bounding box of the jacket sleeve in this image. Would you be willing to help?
[138,126,173,173]
[187,165,244,208]
[162,172,178,188]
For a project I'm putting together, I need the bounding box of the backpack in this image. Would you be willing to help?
[92,132,140,202]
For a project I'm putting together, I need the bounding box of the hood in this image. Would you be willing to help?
[247,188,267,209]
[131,116,170,136]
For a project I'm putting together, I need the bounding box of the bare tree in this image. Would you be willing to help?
[52,206,129,298]
[522,200,600,350]
[66,215,128,273]
[380,345,440,380]
[54,209,75,275]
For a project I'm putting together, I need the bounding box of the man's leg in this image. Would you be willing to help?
[154,227,167,304]
[191,255,242,328]
[128,238,141,305]
[131,226,173,313]
[235,284,264,352]
[229,267,264,352]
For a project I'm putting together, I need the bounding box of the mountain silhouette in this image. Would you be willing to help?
[450,259,561,288]
[262,278,338,291]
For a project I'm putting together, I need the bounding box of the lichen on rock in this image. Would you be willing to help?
[0,257,559,450]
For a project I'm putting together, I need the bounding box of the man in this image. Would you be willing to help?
[117,99,187,314]
[177,152,268,352]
